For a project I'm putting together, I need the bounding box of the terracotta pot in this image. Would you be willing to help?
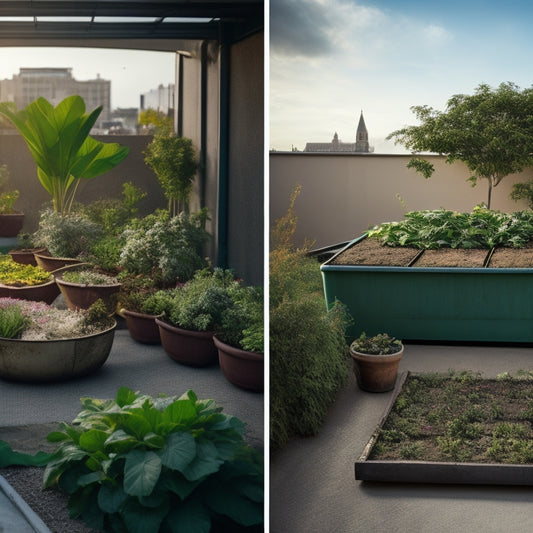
[119,308,161,344]
[8,247,49,267]
[55,276,121,313]
[214,335,264,392]
[349,344,404,392]
[156,319,218,367]
[0,278,60,304]
[0,321,116,383]
[0,213,24,238]
[35,253,82,272]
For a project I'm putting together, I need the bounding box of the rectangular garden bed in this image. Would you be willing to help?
[321,235,533,342]
[355,372,533,486]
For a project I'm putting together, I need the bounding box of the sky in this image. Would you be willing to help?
[0,47,176,109]
[270,0,533,153]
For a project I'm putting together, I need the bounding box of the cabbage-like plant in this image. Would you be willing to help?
[0,96,130,215]
[43,387,263,533]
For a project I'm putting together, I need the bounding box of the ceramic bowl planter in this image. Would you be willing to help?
[54,266,121,313]
[35,253,82,272]
[214,335,264,392]
[0,278,60,305]
[119,308,161,344]
[8,247,48,267]
[0,213,24,237]
[349,334,404,392]
[0,321,116,383]
[156,319,218,367]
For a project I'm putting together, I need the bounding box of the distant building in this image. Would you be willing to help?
[0,68,111,128]
[140,83,175,116]
[304,111,374,153]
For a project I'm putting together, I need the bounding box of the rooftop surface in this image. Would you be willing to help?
[270,342,533,532]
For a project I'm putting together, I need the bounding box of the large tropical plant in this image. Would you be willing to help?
[0,95,130,215]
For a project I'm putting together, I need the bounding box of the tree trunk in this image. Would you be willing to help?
[487,178,493,209]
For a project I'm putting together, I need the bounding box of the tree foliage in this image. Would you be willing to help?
[387,82,533,208]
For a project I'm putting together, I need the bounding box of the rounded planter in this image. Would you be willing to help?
[0,213,24,238]
[0,278,60,304]
[119,308,161,344]
[156,318,218,367]
[8,247,48,267]
[349,344,404,393]
[0,321,116,383]
[214,335,264,392]
[34,253,82,272]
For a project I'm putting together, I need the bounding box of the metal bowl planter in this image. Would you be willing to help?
[0,321,116,383]
[0,277,59,304]
[8,247,48,266]
[321,235,533,343]
[156,319,218,367]
[214,335,264,392]
[119,308,161,344]
[0,212,24,238]
[34,253,82,272]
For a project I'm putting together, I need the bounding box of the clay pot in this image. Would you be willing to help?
[350,344,404,392]
[156,319,218,367]
[35,253,82,272]
[0,278,60,304]
[214,335,263,392]
[8,247,48,267]
[119,308,161,344]
[0,213,24,238]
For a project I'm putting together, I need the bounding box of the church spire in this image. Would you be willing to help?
[355,110,369,152]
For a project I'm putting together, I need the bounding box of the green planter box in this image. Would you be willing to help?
[321,237,533,343]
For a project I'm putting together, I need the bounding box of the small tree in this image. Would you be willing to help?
[387,82,533,209]
[144,134,198,216]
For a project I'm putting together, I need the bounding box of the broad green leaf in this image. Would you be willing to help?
[122,412,152,439]
[157,471,200,500]
[0,440,51,467]
[182,440,224,481]
[124,450,162,496]
[97,484,128,514]
[104,429,139,454]
[79,429,108,453]
[46,431,70,443]
[159,432,196,472]
[119,497,169,533]
[166,501,211,533]
[77,471,104,487]
[116,386,138,407]
[163,399,197,424]
[143,432,165,449]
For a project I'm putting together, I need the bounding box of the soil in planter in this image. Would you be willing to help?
[488,240,533,268]
[330,237,421,266]
[412,248,489,268]
[369,372,533,464]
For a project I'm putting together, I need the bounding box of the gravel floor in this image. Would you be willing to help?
[1,466,96,533]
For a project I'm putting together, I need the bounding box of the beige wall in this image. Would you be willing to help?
[270,152,533,249]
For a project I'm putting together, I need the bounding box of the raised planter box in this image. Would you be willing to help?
[321,235,533,342]
[355,372,533,486]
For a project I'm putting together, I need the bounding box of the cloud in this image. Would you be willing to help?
[422,24,453,44]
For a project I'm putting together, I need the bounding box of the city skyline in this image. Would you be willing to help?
[270,0,533,153]
[0,47,175,110]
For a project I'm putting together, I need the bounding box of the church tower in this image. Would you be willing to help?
[355,110,369,153]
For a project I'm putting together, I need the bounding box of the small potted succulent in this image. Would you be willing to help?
[0,164,24,237]
[214,285,264,391]
[153,268,238,367]
[349,332,404,392]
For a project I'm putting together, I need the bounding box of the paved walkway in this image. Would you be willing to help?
[0,327,264,532]
[270,343,533,533]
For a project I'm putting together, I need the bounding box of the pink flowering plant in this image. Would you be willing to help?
[0,298,113,340]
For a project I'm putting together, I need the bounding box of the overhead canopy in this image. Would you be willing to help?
[0,1,263,50]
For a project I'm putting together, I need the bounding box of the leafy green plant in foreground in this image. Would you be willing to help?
[367,206,533,249]
[43,387,263,533]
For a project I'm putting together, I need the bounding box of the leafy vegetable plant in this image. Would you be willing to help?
[367,206,533,249]
[43,387,263,533]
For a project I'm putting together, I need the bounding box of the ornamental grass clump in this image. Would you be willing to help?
[0,255,51,286]
[0,298,113,340]
[43,387,263,533]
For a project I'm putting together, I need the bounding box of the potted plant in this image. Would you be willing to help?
[349,332,404,392]
[214,285,264,391]
[0,163,24,238]
[0,298,116,382]
[54,265,121,313]
[8,233,48,266]
[0,95,129,216]
[153,269,238,367]
[117,275,162,344]
[0,255,59,303]
[33,208,102,271]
